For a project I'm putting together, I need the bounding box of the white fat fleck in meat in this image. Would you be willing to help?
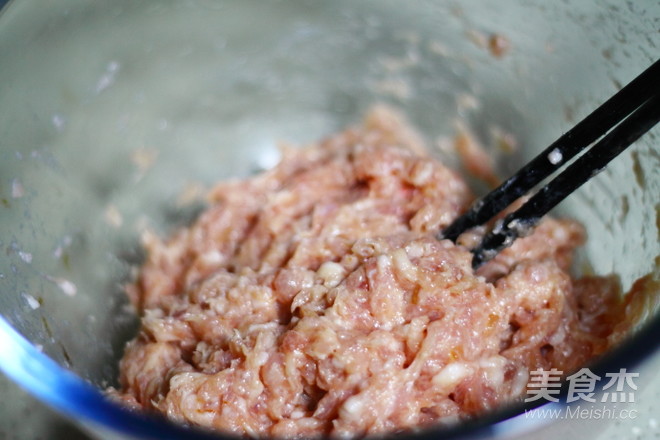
[432,362,471,389]
[409,161,434,186]
[317,261,346,287]
[510,367,530,396]
[392,248,417,281]
[340,395,367,419]
[478,356,508,387]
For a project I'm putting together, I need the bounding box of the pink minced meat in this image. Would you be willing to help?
[111,108,624,438]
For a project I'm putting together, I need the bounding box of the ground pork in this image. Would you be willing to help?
[110,107,629,438]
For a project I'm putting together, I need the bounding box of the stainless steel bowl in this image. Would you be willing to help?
[1,1,658,439]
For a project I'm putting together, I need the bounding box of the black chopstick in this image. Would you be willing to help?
[471,92,660,268]
[439,60,660,269]
[441,59,660,244]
